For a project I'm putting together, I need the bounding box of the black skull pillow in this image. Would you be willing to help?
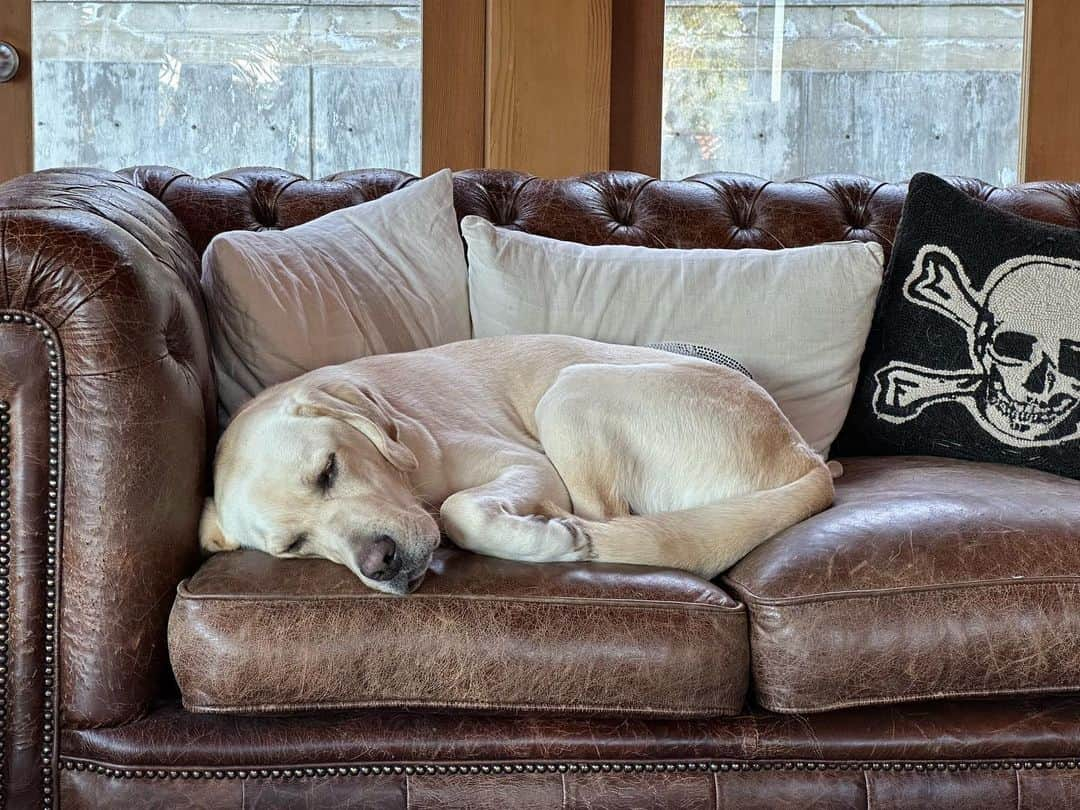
[837,172,1080,478]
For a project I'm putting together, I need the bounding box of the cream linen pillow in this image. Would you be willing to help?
[203,170,470,417]
[463,215,884,455]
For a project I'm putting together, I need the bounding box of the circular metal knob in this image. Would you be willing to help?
[0,42,20,84]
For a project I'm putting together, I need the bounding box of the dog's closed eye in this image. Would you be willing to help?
[316,453,337,492]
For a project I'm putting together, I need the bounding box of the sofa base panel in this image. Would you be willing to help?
[58,757,1080,809]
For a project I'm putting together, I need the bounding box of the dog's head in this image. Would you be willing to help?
[202,378,440,594]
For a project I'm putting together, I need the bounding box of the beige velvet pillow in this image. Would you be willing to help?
[203,170,470,418]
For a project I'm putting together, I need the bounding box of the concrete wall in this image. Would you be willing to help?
[662,1,1026,183]
[32,1,421,177]
[32,1,1025,182]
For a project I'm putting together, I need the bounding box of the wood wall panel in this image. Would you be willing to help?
[0,0,33,182]
[1021,0,1080,182]
[485,0,612,177]
[609,0,664,176]
[422,0,486,174]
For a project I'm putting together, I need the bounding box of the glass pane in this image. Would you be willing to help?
[32,0,421,176]
[662,1,1025,184]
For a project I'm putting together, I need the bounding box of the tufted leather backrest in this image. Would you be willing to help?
[122,166,1080,262]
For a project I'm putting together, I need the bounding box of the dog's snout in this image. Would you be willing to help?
[356,535,401,581]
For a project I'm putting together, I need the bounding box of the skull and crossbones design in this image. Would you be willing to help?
[873,244,1080,447]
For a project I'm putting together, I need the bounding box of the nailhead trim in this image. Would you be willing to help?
[0,312,64,808]
[0,399,8,808]
[57,757,1080,780]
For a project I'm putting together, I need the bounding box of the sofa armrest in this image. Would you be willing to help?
[0,168,214,804]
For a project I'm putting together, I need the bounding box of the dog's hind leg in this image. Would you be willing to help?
[535,361,833,578]
[579,466,833,578]
[439,463,593,563]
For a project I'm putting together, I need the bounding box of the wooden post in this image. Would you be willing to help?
[485,0,612,176]
[0,0,33,182]
[609,0,664,177]
[1021,0,1080,182]
[422,0,487,174]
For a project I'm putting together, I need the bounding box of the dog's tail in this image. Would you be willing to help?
[580,464,834,580]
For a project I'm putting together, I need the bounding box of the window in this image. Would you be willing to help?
[32,0,422,176]
[662,1,1026,184]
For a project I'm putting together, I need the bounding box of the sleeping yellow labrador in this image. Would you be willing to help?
[201,335,835,594]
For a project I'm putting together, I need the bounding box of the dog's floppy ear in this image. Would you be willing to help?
[199,497,239,553]
[293,380,419,472]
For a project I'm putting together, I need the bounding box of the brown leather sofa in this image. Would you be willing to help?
[1,166,1079,809]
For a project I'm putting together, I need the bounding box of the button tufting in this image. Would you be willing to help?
[491,201,519,228]
[727,199,757,231]
[251,200,280,230]
[162,299,192,365]
[606,200,636,228]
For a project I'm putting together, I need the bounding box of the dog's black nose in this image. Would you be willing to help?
[356,535,400,581]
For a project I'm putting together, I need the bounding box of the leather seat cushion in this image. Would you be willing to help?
[168,548,749,717]
[724,456,1080,713]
